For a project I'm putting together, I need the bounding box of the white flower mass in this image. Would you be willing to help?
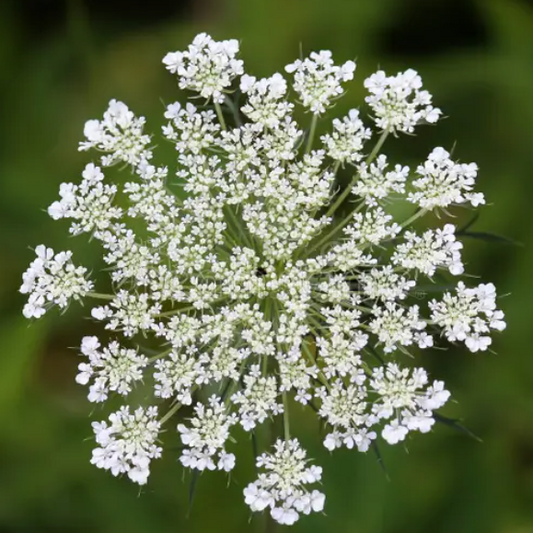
[20,33,506,525]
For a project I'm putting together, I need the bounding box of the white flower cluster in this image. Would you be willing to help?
[369,302,430,353]
[178,396,237,472]
[20,245,93,318]
[430,282,506,352]
[409,147,484,209]
[319,362,449,449]
[76,336,148,402]
[392,224,464,276]
[321,109,371,163]
[240,73,291,127]
[353,155,409,205]
[92,406,161,485]
[231,365,283,430]
[370,364,450,444]
[47,163,123,235]
[163,33,243,103]
[244,439,325,525]
[285,51,356,114]
[79,100,152,166]
[364,69,441,133]
[21,34,506,526]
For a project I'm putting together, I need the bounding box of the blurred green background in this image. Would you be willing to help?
[1,0,533,531]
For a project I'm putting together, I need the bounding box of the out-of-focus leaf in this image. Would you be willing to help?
[371,441,390,481]
[434,413,483,443]
[367,345,385,364]
[187,469,200,518]
[412,283,457,293]
[458,212,480,233]
[457,230,521,246]
[251,430,258,459]
[0,317,47,423]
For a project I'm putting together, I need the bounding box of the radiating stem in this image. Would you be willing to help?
[282,393,290,440]
[223,381,237,407]
[214,102,227,130]
[303,340,330,390]
[148,347,172,362]
[87,292,114,300]
[156,305,196,317]
[365,129,389,165]
[224,95,242,127]
[305,114,318,154]
[224,205,254,249]
[263,511,277,533]
[401,208,428,228]
[159,401,183,425]
[302,200,364,259]
[325,129,389,219]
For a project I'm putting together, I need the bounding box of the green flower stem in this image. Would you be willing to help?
[224,95,242,127]
[282,392,290,441]
[305,114,318,154]
[148,347,173,363]
[223,206,241,238]
[303,340,331,391]
[214,102,227,130]
[365,128,390,165]
[307,313,326,336]
[325,129,389,219]
[224,205,255,250]
[263,499,278,533]
[222,357,249,407]
[87,292,114,300]
[262,299,272,375]
[310,161,342,220]
[155,305,196,317]
[401,208,428,228]
[224,381,238,407]
[223,230,240,250]
[160,401,184,425]
[302,200,365,259]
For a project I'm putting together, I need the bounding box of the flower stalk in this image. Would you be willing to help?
[19,33,506,527]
